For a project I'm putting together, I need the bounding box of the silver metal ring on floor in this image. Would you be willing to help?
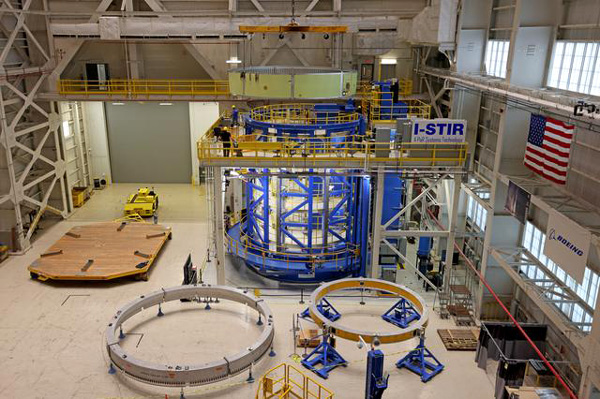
[105,284,274,387]
[308,277,428,344]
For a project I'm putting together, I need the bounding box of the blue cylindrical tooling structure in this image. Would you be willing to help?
[227,103,370,283]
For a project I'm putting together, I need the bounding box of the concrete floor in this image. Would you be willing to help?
[0,183,496,399]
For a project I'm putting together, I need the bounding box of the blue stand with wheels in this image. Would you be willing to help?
[300,298,341,322]
[366,349,389,399]
[396,334,444,382]
[301,332,347,379]
[381,298,421,328]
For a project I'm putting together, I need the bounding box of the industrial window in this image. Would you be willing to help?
[547,41,600,95]
[521,221,599,331]
[484,40,509,78]
[466,195,487,231]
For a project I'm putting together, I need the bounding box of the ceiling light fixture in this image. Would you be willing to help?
[226,56,242,64]
[380,58,397,65]
[112,102,125,105]
[159,102,173,106]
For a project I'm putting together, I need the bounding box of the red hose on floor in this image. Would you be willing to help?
[426,209,578,399]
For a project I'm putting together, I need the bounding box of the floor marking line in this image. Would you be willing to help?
[61,294,90,306]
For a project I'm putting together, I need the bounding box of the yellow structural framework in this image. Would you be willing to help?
[57,79,229,97]
[124,188,158,217]
[198,137,468,169]
[256,363,334,399]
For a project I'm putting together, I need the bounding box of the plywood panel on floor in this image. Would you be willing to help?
[28,222,171,281]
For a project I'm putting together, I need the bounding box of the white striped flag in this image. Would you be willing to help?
[524,114,575,185]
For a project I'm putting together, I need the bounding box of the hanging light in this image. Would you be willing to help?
[226,56,242,64]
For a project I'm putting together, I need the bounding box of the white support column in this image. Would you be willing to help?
[228,0,237,12]
[333,0,341,13]
[213,166,226,285]
[370,167,385,279]
[443,174,462,289]
[127,43,141,79]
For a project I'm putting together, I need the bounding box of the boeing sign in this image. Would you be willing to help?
[548,229,585,257]
[543,210,591,284]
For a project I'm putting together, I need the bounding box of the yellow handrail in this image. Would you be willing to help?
[256,363,334,399]
[57,79,230,97]
[198,137,468,169]
[249,103,361,125]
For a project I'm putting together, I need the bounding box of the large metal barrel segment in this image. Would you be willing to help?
[226,103,371,283]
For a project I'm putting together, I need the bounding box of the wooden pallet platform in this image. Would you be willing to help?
[437,328,479,351]
[28,222,172,281]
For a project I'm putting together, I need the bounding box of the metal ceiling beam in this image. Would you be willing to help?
[49,16,403,37]
[183,44,221,80]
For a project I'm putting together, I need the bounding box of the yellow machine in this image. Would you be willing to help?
[124,188,158,217]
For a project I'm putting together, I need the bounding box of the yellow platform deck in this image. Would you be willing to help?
[28,222,172,281]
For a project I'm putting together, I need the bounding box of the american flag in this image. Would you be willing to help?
[524,114,575,185]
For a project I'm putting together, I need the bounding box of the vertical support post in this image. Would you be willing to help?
[307,175,313,251]
[0,88,27,251]
[213,166,226,285]
[262,171,269,246]
[443,174,462,291]
[322,174,330,248]
[371,167,385,279]
[276,176,282,251]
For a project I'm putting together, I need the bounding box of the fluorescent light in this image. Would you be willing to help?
[112,102,125,105]
[62,121,71,138]
[226,56,242,64]
[159,102,173,106]
[380,58,397,65]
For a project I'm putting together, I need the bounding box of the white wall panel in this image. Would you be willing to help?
[189,102,220,185]
[82,101,112,184]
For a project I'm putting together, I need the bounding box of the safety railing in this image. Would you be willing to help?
[357,78,413,97]
[57,79,230,97]
[368,97,431,122]
[225,217,359,271]
[198,137,467,169]
[256,363,334,399]
[249,103,361,125]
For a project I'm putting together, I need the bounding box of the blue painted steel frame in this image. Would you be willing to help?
[238,172,367,282]
[244,103,366,145]
[381,298,421,328]
[232,104,377,283]
[396,335,444,382]
[301,334,348,379]
[300,298,341,322]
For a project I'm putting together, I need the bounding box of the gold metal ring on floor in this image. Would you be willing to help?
[308,277,428,344]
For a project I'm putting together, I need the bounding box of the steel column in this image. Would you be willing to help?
[370,167,385,279]
[443,174,462,291]
[213,166,226,285]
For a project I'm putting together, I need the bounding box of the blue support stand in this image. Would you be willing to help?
[301,332,347,379]
[108,363,116,375]
[300,298,341,322]
[396,334,444,382]
[381,298,421,328]
[365,349,389,399]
